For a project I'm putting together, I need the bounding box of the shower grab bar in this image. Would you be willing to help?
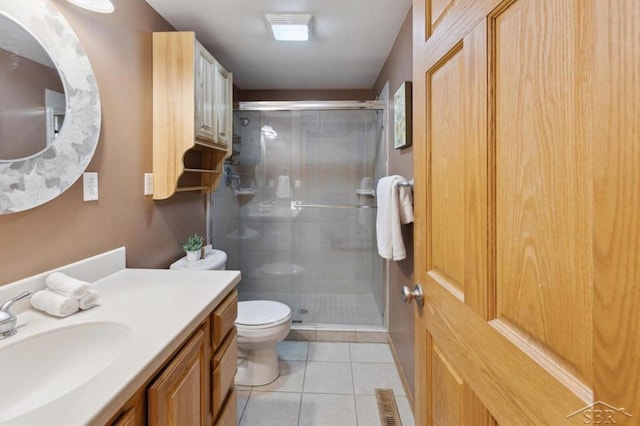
[292,201,377,210]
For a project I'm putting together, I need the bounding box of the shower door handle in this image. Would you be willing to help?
[402,284,424,307]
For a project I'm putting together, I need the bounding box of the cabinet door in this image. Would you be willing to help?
[109,388,145,426]
[195,42,215,142]
[212,329,237,420]
[148,328,208,426]
[214,62,232,148]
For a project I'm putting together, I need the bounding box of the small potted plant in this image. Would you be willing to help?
[183,234,204,262]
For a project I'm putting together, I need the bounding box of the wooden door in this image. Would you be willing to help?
[412,0,640,424]
[148,328,209,426]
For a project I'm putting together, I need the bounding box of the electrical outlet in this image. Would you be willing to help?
[144,173,154,195]
[83,172,98,201]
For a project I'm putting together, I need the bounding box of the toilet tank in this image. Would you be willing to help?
[169,250,227,270]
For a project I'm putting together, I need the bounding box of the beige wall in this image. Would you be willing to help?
[0,1,206,285]
[374,8,415,400]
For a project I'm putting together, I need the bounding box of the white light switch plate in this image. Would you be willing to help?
[144,173,154,195]
[83,172,98,201]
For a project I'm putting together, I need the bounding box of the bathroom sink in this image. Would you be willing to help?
[0,322,132,422]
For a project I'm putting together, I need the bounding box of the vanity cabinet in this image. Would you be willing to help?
[106,290,238,426]
[152,31,233,200]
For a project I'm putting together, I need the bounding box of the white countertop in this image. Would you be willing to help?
[0,267,240,425]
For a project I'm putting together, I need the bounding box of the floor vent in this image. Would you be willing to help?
[376,388,402,426]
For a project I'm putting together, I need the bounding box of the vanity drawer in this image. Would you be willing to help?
[211,290,237,350]
[212,328,237,419]
[214,388,237,426]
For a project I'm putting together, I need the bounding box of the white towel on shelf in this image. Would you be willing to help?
[376,175,414,261]
[46,272,90,299]
[276,175,291,199]
[31,290,79,317]
[79,290,100,310]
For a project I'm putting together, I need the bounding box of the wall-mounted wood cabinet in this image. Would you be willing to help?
[152,32,233,200]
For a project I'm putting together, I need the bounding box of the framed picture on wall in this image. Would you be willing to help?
[393,81,412,149]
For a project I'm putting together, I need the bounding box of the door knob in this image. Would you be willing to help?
[402,284,424,307]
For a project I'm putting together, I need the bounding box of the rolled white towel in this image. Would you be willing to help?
[46,272,90,299]
[79,290,99,310]
[31,290,79,317]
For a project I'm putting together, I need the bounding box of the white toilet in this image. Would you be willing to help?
[169,249,292,386]
[235,300,292,386]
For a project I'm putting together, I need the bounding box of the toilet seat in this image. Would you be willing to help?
[237,300,292,329]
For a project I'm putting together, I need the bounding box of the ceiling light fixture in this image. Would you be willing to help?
[65,0,115,13]
[266,14,311,41]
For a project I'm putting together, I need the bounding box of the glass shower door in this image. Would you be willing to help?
[290,109,385,326]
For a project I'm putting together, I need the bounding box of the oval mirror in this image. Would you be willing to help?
[0,13,66,161]
[0,0,101,214]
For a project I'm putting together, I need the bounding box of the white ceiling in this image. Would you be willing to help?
[144,0,412,91]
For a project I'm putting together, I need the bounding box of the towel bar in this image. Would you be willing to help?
[398,179,414,189]
[292,201,376,210]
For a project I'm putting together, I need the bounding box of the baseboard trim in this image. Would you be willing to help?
[389,336,415,413]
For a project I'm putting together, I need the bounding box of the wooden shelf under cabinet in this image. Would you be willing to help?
[152,31,232,200]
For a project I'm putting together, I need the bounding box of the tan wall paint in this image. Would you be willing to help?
[373,8,415,400]
[238,89,373,101]
[0,1,206,285]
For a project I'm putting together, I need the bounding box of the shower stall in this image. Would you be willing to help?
[211,101,387,329]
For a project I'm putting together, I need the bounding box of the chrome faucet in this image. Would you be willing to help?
[0,291,32,339]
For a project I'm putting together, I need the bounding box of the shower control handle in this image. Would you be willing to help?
[402,284,424,307]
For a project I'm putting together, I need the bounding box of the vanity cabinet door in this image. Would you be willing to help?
[214,388,237,426]
[148,327,208,426]
[108,388,145,426]
[195,41,216,143]
[211,290,237,351]
[212,329,237,420]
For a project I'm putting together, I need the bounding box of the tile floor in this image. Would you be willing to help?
[236,341,415,426]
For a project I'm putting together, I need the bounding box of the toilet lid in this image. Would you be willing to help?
[236,300,291,326]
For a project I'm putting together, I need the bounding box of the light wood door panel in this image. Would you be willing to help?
[430,340,490,425]
[591,0,640,412]
[413,0,640,424]
[429,46,466,295]
[427,0,456,37]
[494,0,593,388]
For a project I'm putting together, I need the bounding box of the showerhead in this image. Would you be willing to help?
[261,124,277,139]
[235,112,250,127]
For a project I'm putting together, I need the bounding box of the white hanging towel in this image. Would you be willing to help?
[376,175,414,261]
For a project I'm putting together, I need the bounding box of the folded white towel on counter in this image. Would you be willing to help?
[31,290,79,317]
[46,272,90,299]
[79,290,99,310]
[376,175,414,261]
